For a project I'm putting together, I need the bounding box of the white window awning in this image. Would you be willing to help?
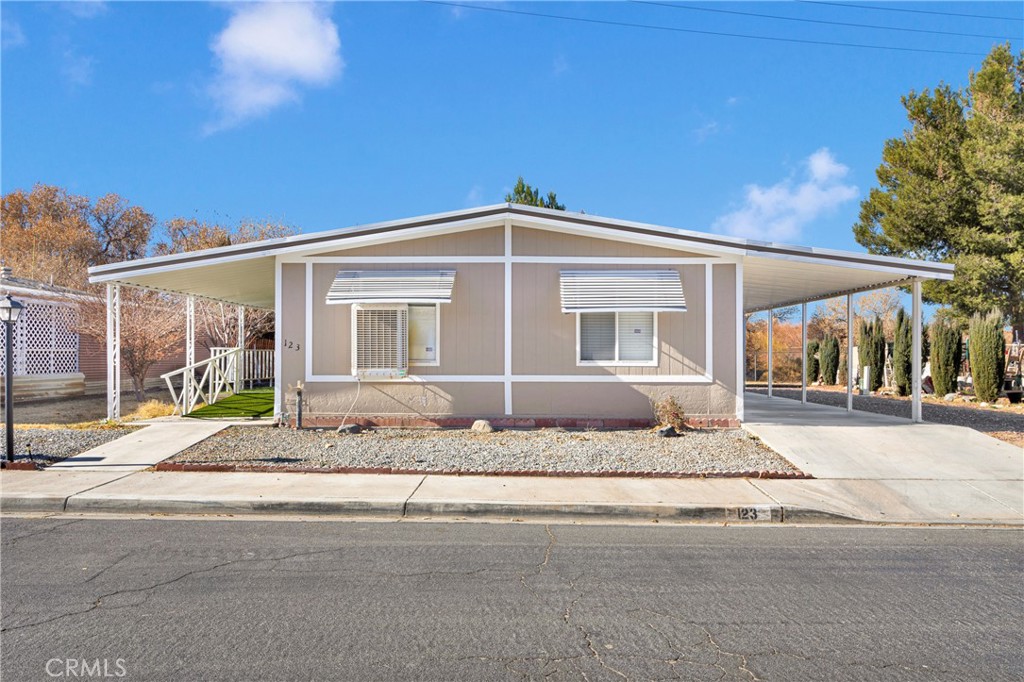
[559,270,687,313]
[326,270,456,305]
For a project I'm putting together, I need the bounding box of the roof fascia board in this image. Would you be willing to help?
[744,252,954,280]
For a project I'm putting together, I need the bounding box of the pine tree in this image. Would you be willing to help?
[968,310,1006,402]
[820,336,840,386]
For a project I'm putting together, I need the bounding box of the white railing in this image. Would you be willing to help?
[162,347,276,416]
[161,348,239,416]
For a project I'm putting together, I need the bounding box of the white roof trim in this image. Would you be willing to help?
[560,270,687,313]
[326,270,456,305]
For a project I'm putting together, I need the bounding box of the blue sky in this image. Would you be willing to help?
[2,1,1021,257]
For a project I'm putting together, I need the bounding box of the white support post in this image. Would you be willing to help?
[273,258,283,421]
[766,308,773,398]
[185,295,195,413]
[801,303,808,404]
[847,293,854,413]
[237,305,245,391]
[912,280,923,423]
[106,284,120,421]
[503,219,513,416]
[735,261,744,422]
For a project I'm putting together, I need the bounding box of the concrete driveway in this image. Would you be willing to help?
[742,393,1023,524]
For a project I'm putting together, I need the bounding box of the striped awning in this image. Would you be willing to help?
[559,270,687,313]
[326,270,456,304]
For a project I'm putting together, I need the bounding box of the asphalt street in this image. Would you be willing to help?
[1,518,1021,681]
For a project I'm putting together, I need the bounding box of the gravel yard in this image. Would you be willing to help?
[170,426,799,475]
[749,387,1024,447]
[10,427,140,465]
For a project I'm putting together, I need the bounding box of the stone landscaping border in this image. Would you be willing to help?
[153,461,811,479]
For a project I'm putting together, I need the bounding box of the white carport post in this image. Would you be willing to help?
[766,307,773,398]
[801,303,807,404]
[185,295,195,412]
[236,305,245,391]
[846,293,854,412]
[912,279,923,423]
[105,283,120,421]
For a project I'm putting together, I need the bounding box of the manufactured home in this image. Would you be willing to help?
[88,204,953,426]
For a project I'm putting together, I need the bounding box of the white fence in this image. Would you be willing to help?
[161,347,274,415]
[0,301,78,376]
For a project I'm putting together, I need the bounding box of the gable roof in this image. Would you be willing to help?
[87,203,954,310]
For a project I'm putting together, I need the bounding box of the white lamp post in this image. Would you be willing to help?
[1,294,25,462]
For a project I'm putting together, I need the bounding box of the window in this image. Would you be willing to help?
[408,304,439,366]
[578,311,656,365]
[351,303,440,378]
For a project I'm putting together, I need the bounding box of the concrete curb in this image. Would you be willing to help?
[62,496,407,517]
[404,500,784,523]
[0,494,70,513]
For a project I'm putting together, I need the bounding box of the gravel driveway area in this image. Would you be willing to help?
[749,388,1024,446]
[11,427,139,465]
[170,426,799,474]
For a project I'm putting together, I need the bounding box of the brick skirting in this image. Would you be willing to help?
[293,416,741,429]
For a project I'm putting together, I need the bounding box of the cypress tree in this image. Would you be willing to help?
[820,335,840,385]
[969,310,1005,402]
[893,308,912,396]
[930,318,962,396]
[806,340,820,384]
[870,320,887,391]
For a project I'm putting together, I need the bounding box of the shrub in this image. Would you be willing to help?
[930,318,962,396]
[806,340,820,384]
[968,310,1005,402]
[892,308,912,396]
[125,400,176,420]
[857,318,887,392]
[652,396,687,431]
[819,335,840,385]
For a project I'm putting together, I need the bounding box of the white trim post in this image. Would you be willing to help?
[846,293,854,413]
[237,305,245,390]
[735,261,744,422]
[766,307,773,398]
[503,219,513,415]
[801,302,807,404]
[273,258,283,421]
[185,295,195,412]
[106,283,120,421]
[912,279,923,423]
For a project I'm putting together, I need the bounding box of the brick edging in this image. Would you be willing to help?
[153,461,810,479]
[0,461,43,471]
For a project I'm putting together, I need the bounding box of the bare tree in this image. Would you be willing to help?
[75,289,185,402]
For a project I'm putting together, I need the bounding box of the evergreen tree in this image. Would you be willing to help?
[505,177,565,210]
[930,319,963,396]
[819,336,840,386]
[968,310,1006,402]
[893,308,913,396]
[806,340,820,384]
[854,44,1024,333]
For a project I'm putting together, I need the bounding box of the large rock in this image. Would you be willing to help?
[471,419,495,433]
[943,393,957,402]
[656,426,679,438]
[336,424,362,435]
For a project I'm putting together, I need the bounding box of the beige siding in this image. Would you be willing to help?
[317,227,503,257]
[511,383,735,419]
[512,227,709,258]
[308,262,503,376]
[712,264,738,415]
[512,263,708,377]
[305,381,504,417]
[280,263,307,397]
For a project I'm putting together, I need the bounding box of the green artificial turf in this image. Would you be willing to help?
[185,388,275,419]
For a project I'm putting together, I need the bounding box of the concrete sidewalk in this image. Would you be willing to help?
[1,467,1020,525]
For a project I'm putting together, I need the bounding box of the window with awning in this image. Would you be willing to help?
[559,270,687,313]
[326,270,456,305]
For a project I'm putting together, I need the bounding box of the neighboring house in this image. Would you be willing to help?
[89,204,954,425]
[0,267,206,400]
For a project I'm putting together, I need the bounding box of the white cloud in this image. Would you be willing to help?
[712,148,858,243]
[61,48,94,86]
[464,185,484,206]
[693,120,720,142]
[726,96,740,106]
[206,3,343,133]
[60,1,107,19]
[1,17,26,49]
